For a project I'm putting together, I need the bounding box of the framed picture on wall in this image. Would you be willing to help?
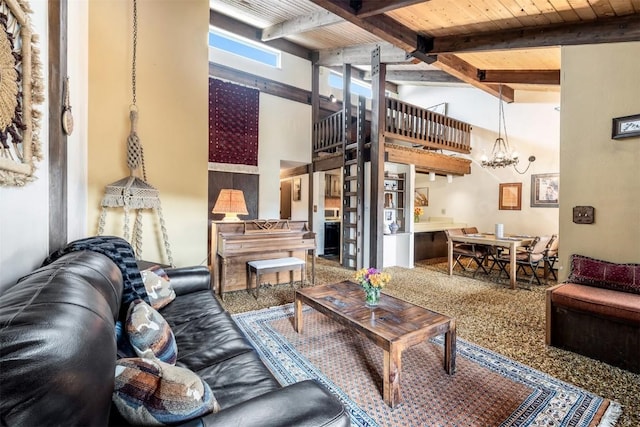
[292,178,301,201]
[531,173,559,208]
[499,182,522,210]
[414,187,429,207]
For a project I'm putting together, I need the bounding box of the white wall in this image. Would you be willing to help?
[400,86,561,237]
[0,1,89,291]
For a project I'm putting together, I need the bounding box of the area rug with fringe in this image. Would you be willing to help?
[233,304,621,427]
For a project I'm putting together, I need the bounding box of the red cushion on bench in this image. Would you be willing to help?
[550,283,640,323]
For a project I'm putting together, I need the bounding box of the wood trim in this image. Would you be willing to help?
[477,69,560,85]
[48,0,68,253]
[355,0,431,18]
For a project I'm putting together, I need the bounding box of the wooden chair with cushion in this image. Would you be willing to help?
[543,234,559,284]
[445,228,491,278]
[494,235,554,287]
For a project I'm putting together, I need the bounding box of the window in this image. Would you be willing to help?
[329,71,372,98]
[209,27,281,68]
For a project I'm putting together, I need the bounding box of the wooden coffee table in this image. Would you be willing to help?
[294,280,456,408]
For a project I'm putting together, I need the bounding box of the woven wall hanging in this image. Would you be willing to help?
[0,0,44,186]
[97,0,173,265]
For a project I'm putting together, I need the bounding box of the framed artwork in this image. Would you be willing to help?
[292,178,301,201]
[499,182,522,210]
[414,187,429,207]
[531,173,559,208]
[612,114,640,139]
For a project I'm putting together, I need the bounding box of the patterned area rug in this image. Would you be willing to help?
[233,304,621,427]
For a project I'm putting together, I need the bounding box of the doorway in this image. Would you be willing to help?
[280,179,292,219]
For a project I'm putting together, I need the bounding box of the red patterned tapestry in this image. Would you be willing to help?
[209,78,259,166]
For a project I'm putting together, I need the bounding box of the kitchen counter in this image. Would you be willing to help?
[413,218,466,261]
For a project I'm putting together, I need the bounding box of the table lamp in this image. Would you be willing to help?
[212,189,248,222]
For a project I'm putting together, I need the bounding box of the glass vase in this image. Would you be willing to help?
[414,214,420,223]
[364,286,381,307]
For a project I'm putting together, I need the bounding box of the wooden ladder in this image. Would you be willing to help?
[341,95,366,270]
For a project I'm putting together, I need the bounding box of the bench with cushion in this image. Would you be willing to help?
[546,254,640,373]
[248,256,306,298]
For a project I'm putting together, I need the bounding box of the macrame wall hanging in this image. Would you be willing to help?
[0,0,44,186]
[97,0,173,265]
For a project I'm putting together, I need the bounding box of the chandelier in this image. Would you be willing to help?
[480,85,535,174]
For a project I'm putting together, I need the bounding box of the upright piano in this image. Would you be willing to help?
[211,220,316,298]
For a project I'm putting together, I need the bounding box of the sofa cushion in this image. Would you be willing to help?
[160,290,224,326]
[195,351,280,409]
[113,357,219,425]
[567,254,640,295]
[141,266,176,310]
[549,283,640,323]
[126,300,178,364]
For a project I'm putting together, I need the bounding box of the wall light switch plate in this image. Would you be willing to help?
[573,206,595,224]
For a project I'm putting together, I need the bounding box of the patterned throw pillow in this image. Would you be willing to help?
[141,266,176,310]
[567,254,640,295]
[126,300,178,364]
[113,358,219,425]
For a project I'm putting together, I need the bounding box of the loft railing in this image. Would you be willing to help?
[384,98,471,154]
[313,110,344,156]
[313,98,472,156]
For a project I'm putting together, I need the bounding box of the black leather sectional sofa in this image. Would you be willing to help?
[0,244,349,426]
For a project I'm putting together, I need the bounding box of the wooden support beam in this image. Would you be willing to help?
[370,46,386,269]
[386,145,472,176]
[317,42,411,66]
[364,69,462,84]
[477,69,560,85]
[428,14,640,53]
[261,10,342,41]
[309,0,419,53]
[435,54,515,102]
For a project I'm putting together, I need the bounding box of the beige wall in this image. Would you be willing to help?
[559,42,640,280]
[88,0,209,266]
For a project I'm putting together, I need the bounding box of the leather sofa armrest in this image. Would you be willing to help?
[164,266,212,296]
[190,380,349,427]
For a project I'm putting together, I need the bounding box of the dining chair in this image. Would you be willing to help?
[543,234,559,283]
[445,228,491,277]
[494,236,552,286]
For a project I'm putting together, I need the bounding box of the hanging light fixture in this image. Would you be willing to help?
[481,85,535,174]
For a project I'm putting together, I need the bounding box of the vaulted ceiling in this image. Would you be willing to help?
[210,0,640,101]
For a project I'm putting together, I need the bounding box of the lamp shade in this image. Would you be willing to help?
[212,189,248,222]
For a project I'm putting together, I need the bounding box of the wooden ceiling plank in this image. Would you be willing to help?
[527,0,566,23]
[355,0,431,18]
[434,54,515,102]
[478,69,561,84]
[587,0,617,17]
[495,0,555,26]
[632,0,640,13]
[429,14,640,53]
[261,10,343,41]
[308,0,420,52]
[607,0,637,15]
[565,0,598,19]
[545,0,582,21]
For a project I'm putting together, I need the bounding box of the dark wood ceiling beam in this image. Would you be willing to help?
[354,0,431,18]
[435,54,515,102]
[261,10,342,41]
[308,0,418,52]
[477,69,560,85]
[428,14,640,53]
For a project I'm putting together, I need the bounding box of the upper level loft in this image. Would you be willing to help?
[313,96,473,176]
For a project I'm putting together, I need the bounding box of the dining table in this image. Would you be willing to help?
[447,233,535,289]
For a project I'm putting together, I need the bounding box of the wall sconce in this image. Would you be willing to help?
[447,174,453,184]
[429,172,436,181]
[212,189,248,222]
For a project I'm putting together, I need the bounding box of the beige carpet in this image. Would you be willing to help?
[221,257,640,426]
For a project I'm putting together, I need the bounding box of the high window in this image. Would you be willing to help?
[209,27,281,68]
[328,71,372,99]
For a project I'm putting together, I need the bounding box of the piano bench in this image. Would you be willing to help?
[247,257,306,299]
